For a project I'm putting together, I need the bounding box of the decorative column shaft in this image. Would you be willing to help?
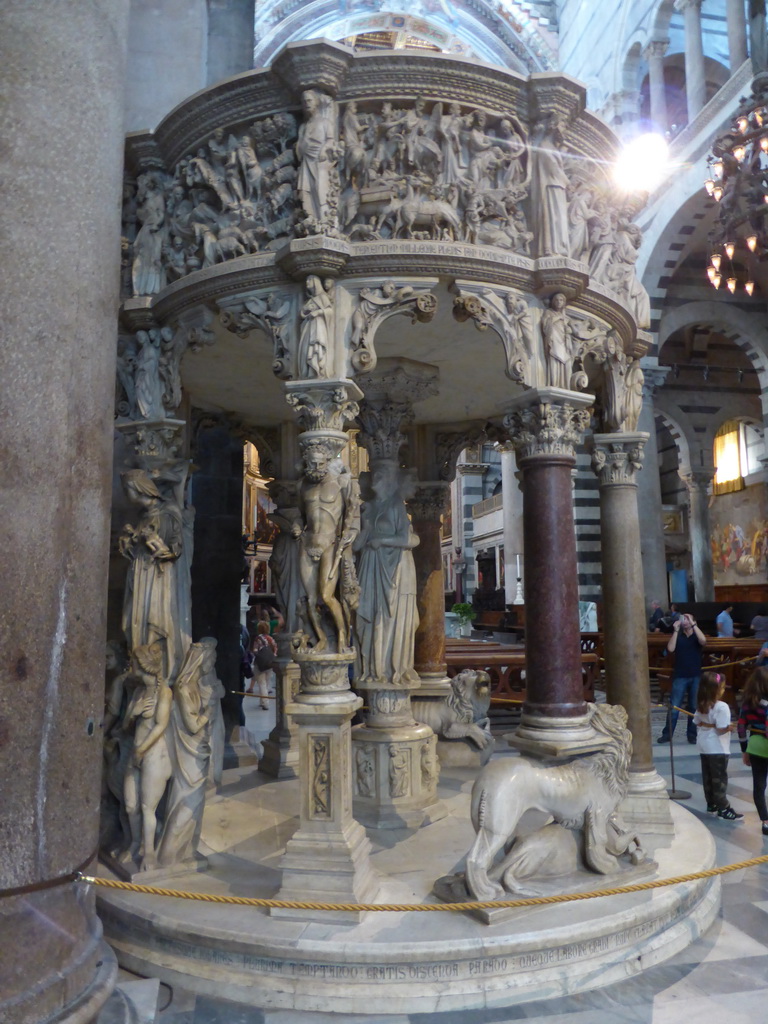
[409,483,451,693]
[505,389,602,757]
[644,40,669,133]
[676,0,707,120]
[683,470,716,601]
[591,434,673,834]
[0,2,129,1020]
[727,0,749,70]
[637,366,671,614]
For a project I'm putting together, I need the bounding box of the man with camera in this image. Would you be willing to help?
[657,612,707,744]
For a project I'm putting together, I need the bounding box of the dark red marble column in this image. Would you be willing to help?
[505,390,599,756]
[520,453,586,718]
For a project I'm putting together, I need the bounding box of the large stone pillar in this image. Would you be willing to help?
[0,2,128,1020]
[591,435,673,834]
[505,389,602,757]
[675,0,707,120]
[409,483,451,694]
[727,0,749,71]
[683,470,716,601]
[637,366,670,614]
[644,39,669,133]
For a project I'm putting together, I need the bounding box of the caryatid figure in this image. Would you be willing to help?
[292,441,361,651]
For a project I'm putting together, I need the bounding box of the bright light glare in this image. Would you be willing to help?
[613,133,669,192]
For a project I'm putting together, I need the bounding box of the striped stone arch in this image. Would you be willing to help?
[658,300,768,428]
[652,397,692,477]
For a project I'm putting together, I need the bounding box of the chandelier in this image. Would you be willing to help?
[704,75,768,296]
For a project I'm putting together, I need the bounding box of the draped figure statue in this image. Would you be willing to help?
[354,463,420,687]
[119,466,192,683]
[157,641,211,867]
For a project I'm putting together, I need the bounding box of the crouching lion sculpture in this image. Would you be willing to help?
[411,668,493,750]
[463,702,646,900]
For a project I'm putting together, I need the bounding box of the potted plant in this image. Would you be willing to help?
[451,602,475,637]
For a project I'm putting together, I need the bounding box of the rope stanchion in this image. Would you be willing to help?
[78,851,768,913]
[0,848,99,900]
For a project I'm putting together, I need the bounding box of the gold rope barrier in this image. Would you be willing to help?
[78,851,768,912]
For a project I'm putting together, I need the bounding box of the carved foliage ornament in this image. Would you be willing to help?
[505,401,592,461]
[407,484,450,521]
[453,287,533,385]
[285,383,360,434]
[591,441,645,486]
[220,291,295,380]
[349,282,437,374]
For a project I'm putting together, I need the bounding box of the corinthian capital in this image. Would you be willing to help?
[407,483,450,521]
[504,388,593,461]
[643,39,669,61]
[285,378,362,434]
[590,433,648,486]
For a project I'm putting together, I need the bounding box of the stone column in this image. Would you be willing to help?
[675,0,707,120]
[409,483,451,695]
[644,39,669,133]
[259,478,303,780]
[637,366,671,614]
[727,0,749,71]
[273,379,380,918]
[591,435,673,834]
[0,2,128,1021]
[683,470,716,601]
[504,389,603,757]
[350,391,442,829]
[500,444,523,605]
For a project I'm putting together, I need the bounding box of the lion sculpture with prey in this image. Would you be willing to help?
[411,668,493,750]
[463,702,646,900]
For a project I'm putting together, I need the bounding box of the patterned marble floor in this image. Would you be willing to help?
[120,705,768,1024]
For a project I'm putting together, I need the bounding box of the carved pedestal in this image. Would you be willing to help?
[505,388,603,758]
[273,650,380,921]
[258,639,300,779]
[592,433,672,834]
[351,685,441,829]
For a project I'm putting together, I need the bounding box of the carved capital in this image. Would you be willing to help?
[641,364,670,399]
[349,281,437,375]
[643,39,669,61]
[674,0,702,13]
[590,433,648,487]
[681,469,715,495]
[285,378,362,435]
[452,283,533,385]
[407,483,450,521]
[356,400,412,462]
[117,418,187,460]
[504,389,593,461]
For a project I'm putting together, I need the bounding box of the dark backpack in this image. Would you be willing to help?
[254,644,275,672]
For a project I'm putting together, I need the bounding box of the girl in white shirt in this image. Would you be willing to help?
[693,671,743,821]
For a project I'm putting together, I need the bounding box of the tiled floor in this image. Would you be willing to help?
[125,703,768,1024]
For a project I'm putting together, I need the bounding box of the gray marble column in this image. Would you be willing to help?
[0,2,129,1020]
[727,0,749,71]
[644,39,669,133]
[500,444,524,605]
[675,0,707,120]
[683,470,716,601]
[591,436,673,835]
[637,366,670,616]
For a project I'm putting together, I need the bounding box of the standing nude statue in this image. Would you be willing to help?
[292,441,360,651]
[123,641,173,870]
